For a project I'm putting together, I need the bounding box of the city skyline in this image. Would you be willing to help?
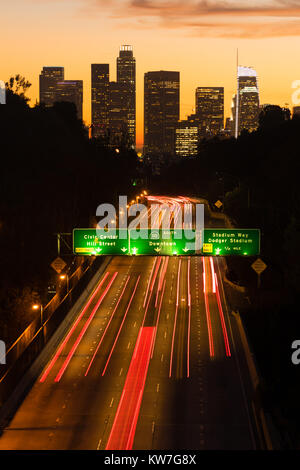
[2,1,300,147]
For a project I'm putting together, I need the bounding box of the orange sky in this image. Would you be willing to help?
[2,0,300,148]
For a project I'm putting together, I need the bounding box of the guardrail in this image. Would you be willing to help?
[232,310,273,450]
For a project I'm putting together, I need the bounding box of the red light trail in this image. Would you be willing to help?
[169,258,182,377]
[215,272,231,357]
[39,271,110,383]
[102,275,141,376]
[54,272,118,382]
[105,326,155,450]
[84,275,131,376]
[203,257,214,357]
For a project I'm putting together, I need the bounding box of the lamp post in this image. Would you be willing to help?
[59,274,69,294]
[33,304,44,343]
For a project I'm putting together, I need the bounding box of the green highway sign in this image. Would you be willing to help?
[128,229,199,256]
[73,228,261,256]
[73,229,129,255]
[73,228,199,256]
[202,229,260,256]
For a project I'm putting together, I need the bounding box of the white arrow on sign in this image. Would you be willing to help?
[121,247,127,252]
[154,247,161,252]
[96,248,102,252]
[183,247,189,252]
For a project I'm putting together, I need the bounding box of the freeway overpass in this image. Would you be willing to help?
[0,196,262,450]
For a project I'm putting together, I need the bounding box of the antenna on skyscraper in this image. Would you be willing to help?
[235,48,239,139]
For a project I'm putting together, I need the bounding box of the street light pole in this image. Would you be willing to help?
[59,274,69,294]
[40,305,44,329]
[33,304,44,344]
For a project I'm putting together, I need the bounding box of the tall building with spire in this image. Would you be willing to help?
[235,66,260,136]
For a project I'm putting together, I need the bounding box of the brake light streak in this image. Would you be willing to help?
[54,272,118,382]
[84,275,131,376]
[102,275,140,376]
[187,258,191,377]
[142,257,161,327]
[126,389,143,450]
[151,279,166,359]
[169,259,181,377]
[210,256,216,293]
[40,271,110,383]
[143,258,157,308]
[203,257,214,357]
[105,326,155,450]
[155,257,168,308]
[215,273,231,357]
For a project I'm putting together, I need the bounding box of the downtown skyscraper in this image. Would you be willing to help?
[195,87,224,137]
[39,67,83,119]
[235,66,260,137]
[54,80,83,120]
[91,64,110,138]
[144,71,180,157]
[91,45,136,148]
[116,45,136,147]
[39,66,64,107]
[175,120,199,157]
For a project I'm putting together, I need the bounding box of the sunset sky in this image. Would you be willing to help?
[2,0,300,148]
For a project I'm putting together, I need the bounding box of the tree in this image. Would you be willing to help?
[258,105,290,131]
[5,74,31,106]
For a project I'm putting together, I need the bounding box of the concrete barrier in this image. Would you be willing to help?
[233,310,273,450]
[222,272,247,293]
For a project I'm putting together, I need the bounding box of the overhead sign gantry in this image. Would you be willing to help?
[73,228,260,256]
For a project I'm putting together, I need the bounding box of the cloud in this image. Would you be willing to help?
[79,0,300,37]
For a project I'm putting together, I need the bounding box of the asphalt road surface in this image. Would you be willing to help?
[0,198,257,450]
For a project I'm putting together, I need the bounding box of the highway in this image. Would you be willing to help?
[0,197,257,450]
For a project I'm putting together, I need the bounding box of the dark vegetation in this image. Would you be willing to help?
[0,76,139,344]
